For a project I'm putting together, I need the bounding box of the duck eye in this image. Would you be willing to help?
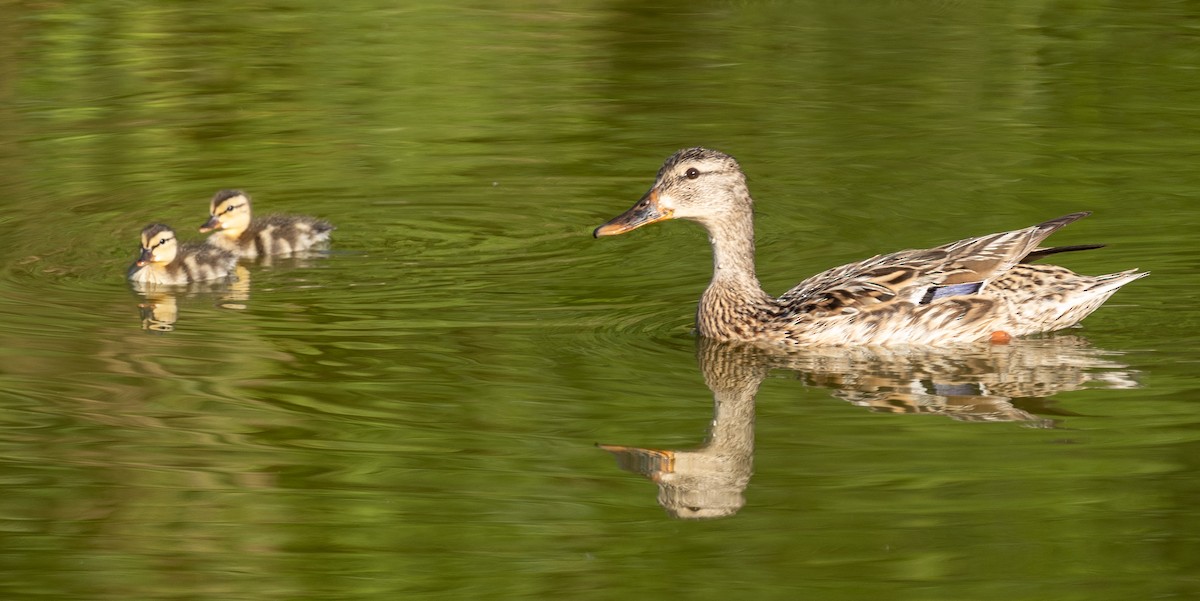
[685,168,700,180]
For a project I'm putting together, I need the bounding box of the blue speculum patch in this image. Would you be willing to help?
[920,281,984,304]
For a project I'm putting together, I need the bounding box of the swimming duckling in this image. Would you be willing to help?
[199,189,334,259]
[128,223,238,285]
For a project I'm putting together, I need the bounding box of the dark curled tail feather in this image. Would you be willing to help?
[1017,212,1097,263]
[1021,244,1106,263]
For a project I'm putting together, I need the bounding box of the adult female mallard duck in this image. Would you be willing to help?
[593,147,1146,346]
[199,190,334,259]
[128,223,237,285]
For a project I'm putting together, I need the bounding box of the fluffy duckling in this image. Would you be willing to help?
[199,189,334,259]
[128,223,238,285]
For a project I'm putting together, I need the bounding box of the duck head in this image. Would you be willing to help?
[136,223,179,266]
[594,148,749,237]
[200,189,252,236]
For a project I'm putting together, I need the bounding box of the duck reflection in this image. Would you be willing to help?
[778,336,1138,423]
[131,265,251,331]
[600,336,1138,520]
[601,341,765,520]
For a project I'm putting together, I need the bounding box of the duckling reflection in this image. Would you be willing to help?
[136,288,178,332]
[132,265,252,331]
[600,336,1138,519]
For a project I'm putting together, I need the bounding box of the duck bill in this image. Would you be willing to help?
[198,215,221,233]
[593,189,673,238]
[135,247,154,267]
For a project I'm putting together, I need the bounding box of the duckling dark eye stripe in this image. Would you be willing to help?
[153,237,174,249]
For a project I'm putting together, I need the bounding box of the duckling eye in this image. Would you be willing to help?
[685,168,700,180]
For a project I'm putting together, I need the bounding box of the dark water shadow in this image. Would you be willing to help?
[600,335,1139,520]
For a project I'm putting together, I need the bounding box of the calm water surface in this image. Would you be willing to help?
[2,2,1199,599]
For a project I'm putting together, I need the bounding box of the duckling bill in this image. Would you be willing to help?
[594,147,1147,346]
[128,223,237,285]
[199,189,334,259]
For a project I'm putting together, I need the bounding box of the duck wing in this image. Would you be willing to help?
[776,212,1093,316]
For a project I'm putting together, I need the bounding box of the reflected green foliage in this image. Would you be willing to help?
[0,1,1198,600]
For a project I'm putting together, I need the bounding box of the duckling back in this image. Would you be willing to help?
[175,242,239,283]
[208,214,334,259]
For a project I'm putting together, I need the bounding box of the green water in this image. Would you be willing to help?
[2,1,1199,599]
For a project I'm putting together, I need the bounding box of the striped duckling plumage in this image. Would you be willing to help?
[128,223,237,285]
[199,190,333,259]
[594,147,1147,347]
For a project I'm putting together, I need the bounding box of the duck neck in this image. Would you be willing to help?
[709,214,761,287]
[696,209,774,338]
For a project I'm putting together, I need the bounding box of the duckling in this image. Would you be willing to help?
[128,223,237,285]
[199,189,334,259]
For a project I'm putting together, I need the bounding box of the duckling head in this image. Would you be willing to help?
[200,189,252,237]
[137,223,179,266]
[594,147,750,238]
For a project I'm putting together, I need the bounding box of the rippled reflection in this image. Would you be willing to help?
[773,335,1139,423]
[130,265,252,331]
[602,335,1139,519]
[601,340,764,521]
